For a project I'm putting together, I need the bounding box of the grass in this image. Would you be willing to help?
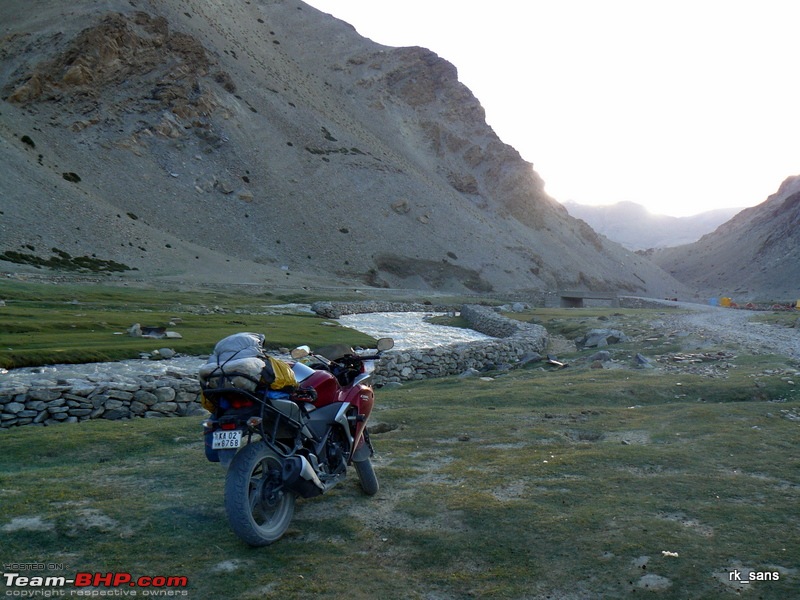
[0,280,377,368]
[752,309,800,327]
[2,358,799,598]
[1,286,798,598]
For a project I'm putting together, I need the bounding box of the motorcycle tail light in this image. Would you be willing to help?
[231,398,254,409]
[220,422,237,431]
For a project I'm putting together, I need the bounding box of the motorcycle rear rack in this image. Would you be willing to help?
[201,383,308,459]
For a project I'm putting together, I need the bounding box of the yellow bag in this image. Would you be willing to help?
[200,391,215,412]
[264,356,297,390]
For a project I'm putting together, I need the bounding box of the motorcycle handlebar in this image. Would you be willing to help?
[324,353,383,367]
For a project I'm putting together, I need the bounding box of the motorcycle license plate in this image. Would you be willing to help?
[212,430,242,449]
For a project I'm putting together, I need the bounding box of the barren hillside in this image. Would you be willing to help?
[649,176,800,301]
[0,0,688,298]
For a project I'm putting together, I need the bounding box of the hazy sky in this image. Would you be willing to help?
[304,0,799,217]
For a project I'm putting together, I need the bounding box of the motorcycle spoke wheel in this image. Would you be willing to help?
[224,442,295,546]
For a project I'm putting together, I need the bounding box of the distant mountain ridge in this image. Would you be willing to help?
[563,201,742,250]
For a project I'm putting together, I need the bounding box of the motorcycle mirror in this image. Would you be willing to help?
[376,338,394,351]
[291,345,311,359]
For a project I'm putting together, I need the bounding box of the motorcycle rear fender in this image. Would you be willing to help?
[218,448,236,470]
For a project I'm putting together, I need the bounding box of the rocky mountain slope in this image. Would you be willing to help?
[649,176,800,301]
[563,201,741,251]
[0,0,689,298]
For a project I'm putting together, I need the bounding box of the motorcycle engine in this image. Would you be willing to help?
[324,428,350,476]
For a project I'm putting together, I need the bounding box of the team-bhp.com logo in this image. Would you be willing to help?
[3,571,189,596]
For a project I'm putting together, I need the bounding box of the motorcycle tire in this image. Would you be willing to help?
[224,441,296,546]
[353,457,379,496]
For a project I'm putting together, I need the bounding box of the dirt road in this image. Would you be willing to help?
[649,301,800,360]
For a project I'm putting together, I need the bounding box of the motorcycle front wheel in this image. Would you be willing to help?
[353,457,379,496]
[224,441,295,546]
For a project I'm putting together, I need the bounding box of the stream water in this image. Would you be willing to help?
[335,311,492,351]
[2,311,492,386]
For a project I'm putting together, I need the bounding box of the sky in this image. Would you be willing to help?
[303,0,800,217]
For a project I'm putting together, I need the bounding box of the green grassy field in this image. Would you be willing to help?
[0,280,376,368]
[1,282,798,598]
[2,364,798,599]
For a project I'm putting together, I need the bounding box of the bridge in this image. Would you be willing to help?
[558,290,619,308]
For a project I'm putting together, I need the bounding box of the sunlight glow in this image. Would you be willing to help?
[304,0,800,217]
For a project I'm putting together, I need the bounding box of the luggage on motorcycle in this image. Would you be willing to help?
[211,332,267,362]
[199,356,266,391]
[199,332,269,392]
[200,391,215,412]
[262,356,297,391]
[199,332,296,409]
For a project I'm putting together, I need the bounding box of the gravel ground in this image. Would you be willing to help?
[646,301,800,360]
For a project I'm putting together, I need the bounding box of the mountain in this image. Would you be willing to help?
[648,176,800,301]
[0,0,689,298]
[563,201,742,251]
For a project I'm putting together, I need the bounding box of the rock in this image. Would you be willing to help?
[518,352,543,366]
[391,199,410,214]
[636,574,672,591]
[127,323,142,337]
[103,408,130,420]
[157,348,176,359]
[368,422,398,434]
[133,390,158,406]
[588,350,612,362]
[153,387,176,402]
[27,389,62,401]
[577,328,629,349]
[183,404,209,416]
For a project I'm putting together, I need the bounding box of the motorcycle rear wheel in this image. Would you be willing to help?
[353,457,379,496]
[224,441,295,546]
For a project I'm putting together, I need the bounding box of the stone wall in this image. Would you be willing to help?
[311,300,456,319]
[1,303,549,428]
[372,304,548,384]
[619,297,681,310]
[0,372,205,429]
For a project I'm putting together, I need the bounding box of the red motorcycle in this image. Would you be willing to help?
[199,333,393,546]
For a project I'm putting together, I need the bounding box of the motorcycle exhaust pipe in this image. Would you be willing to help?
[282,455,325,498]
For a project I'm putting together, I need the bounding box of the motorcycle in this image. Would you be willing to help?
[199,333,394,546]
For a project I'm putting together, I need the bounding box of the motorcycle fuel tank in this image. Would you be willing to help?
[302,369,340,407]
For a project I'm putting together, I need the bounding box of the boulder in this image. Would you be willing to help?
[577,329,629,349]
